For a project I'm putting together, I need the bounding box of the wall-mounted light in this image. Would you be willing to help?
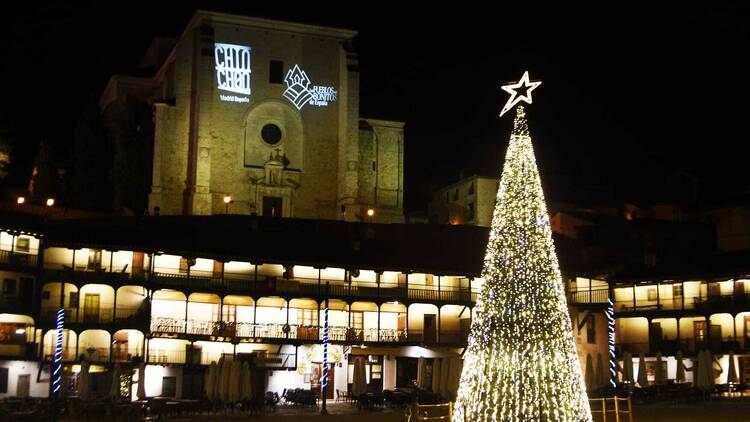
[46,198,55,207]
[16,197,25,204]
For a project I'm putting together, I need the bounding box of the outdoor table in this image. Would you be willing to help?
[11,410,36,422]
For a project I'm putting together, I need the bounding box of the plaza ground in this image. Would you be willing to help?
[84,399,750,422]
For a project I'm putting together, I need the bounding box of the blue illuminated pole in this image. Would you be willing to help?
[606,299,616,388]
[321,282,329,415]
[51,308,64,422]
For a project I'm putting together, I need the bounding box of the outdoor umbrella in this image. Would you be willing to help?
[585,354,594,391]
[694,350,704,388]
[214,357,225,402]
[636,353,648,387]
[206,361,217,400]
[136,363,147,400]
[439,356,450,397]
[219,357,232,402]
[431,358,441,393]
[229,360,242,402]
[240,361,252,401]
[706,351,717,388]
[675,350,685,383]
[697,350,710,390]
[595,353,605,390]
[727,351,738,384]
[448,357,463,400]
[352,357,367,396]
[79,360,90,401]
[654,352,666,385]
[109,363,121,401]
[622,352,633,383]
[416,357,426,389]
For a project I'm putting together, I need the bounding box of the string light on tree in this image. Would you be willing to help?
[453,71,592,422]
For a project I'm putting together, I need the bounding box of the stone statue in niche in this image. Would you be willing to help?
[264,149,289,186]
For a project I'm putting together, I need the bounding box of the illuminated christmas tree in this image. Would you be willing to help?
[453,73,591,422]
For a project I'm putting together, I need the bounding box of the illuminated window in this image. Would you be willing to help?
[647,288,657,301]
[16,237,30,253]
[269,60,283,84]
[69,292,79,307]
[87,249,102,270]
[352,312,364,330]
[297,309,318,326]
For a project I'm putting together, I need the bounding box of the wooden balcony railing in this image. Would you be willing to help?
[568,288,609,304]
[149,317,467,345]
[150,271,477,304]
[0,250,38,268]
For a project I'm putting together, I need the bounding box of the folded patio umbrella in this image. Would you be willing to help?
[431,358,441,393]
[622,351,633,383]
[585,354,594,391]
[439,356,449,397]
[416,357,426,389]
[240,361,252,400]
[109,363,121,400]
[352,357,367,396]
[229,360,242,402]
[220,357,232,402]
[675,350,685,383]
[206,361,217,400]
[595,353,605,389]
[636,353,648,387]
[727,351,738,384]
[706,350,717,388]
[654,352,666,385]
[448,357,463,400]
[136,362,146,400]
[694,350,704,389]
[214,357,225,401]
[79,360,90,401]
[451,356,464,400]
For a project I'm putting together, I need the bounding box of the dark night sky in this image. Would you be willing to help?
[3,2,750,212]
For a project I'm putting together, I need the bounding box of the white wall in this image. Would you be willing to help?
[152,299,186,319]
[144,365,183,398]
[0,360,50,398]
[266,369,306,395]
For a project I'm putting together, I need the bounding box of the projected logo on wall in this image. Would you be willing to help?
[215,43,251,103]
[283,65,337,110]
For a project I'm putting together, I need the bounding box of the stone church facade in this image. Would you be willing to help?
[101,11,405,223]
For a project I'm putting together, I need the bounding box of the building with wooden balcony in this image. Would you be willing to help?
[0,211,492,399]
[566,248,750,387]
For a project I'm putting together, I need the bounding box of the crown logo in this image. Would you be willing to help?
[283,65,314,110]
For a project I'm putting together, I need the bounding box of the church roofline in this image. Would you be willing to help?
[189,10,358,40]
[360,118,406,129]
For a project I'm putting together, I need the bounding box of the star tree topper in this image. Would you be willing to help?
[499,70,542,117]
